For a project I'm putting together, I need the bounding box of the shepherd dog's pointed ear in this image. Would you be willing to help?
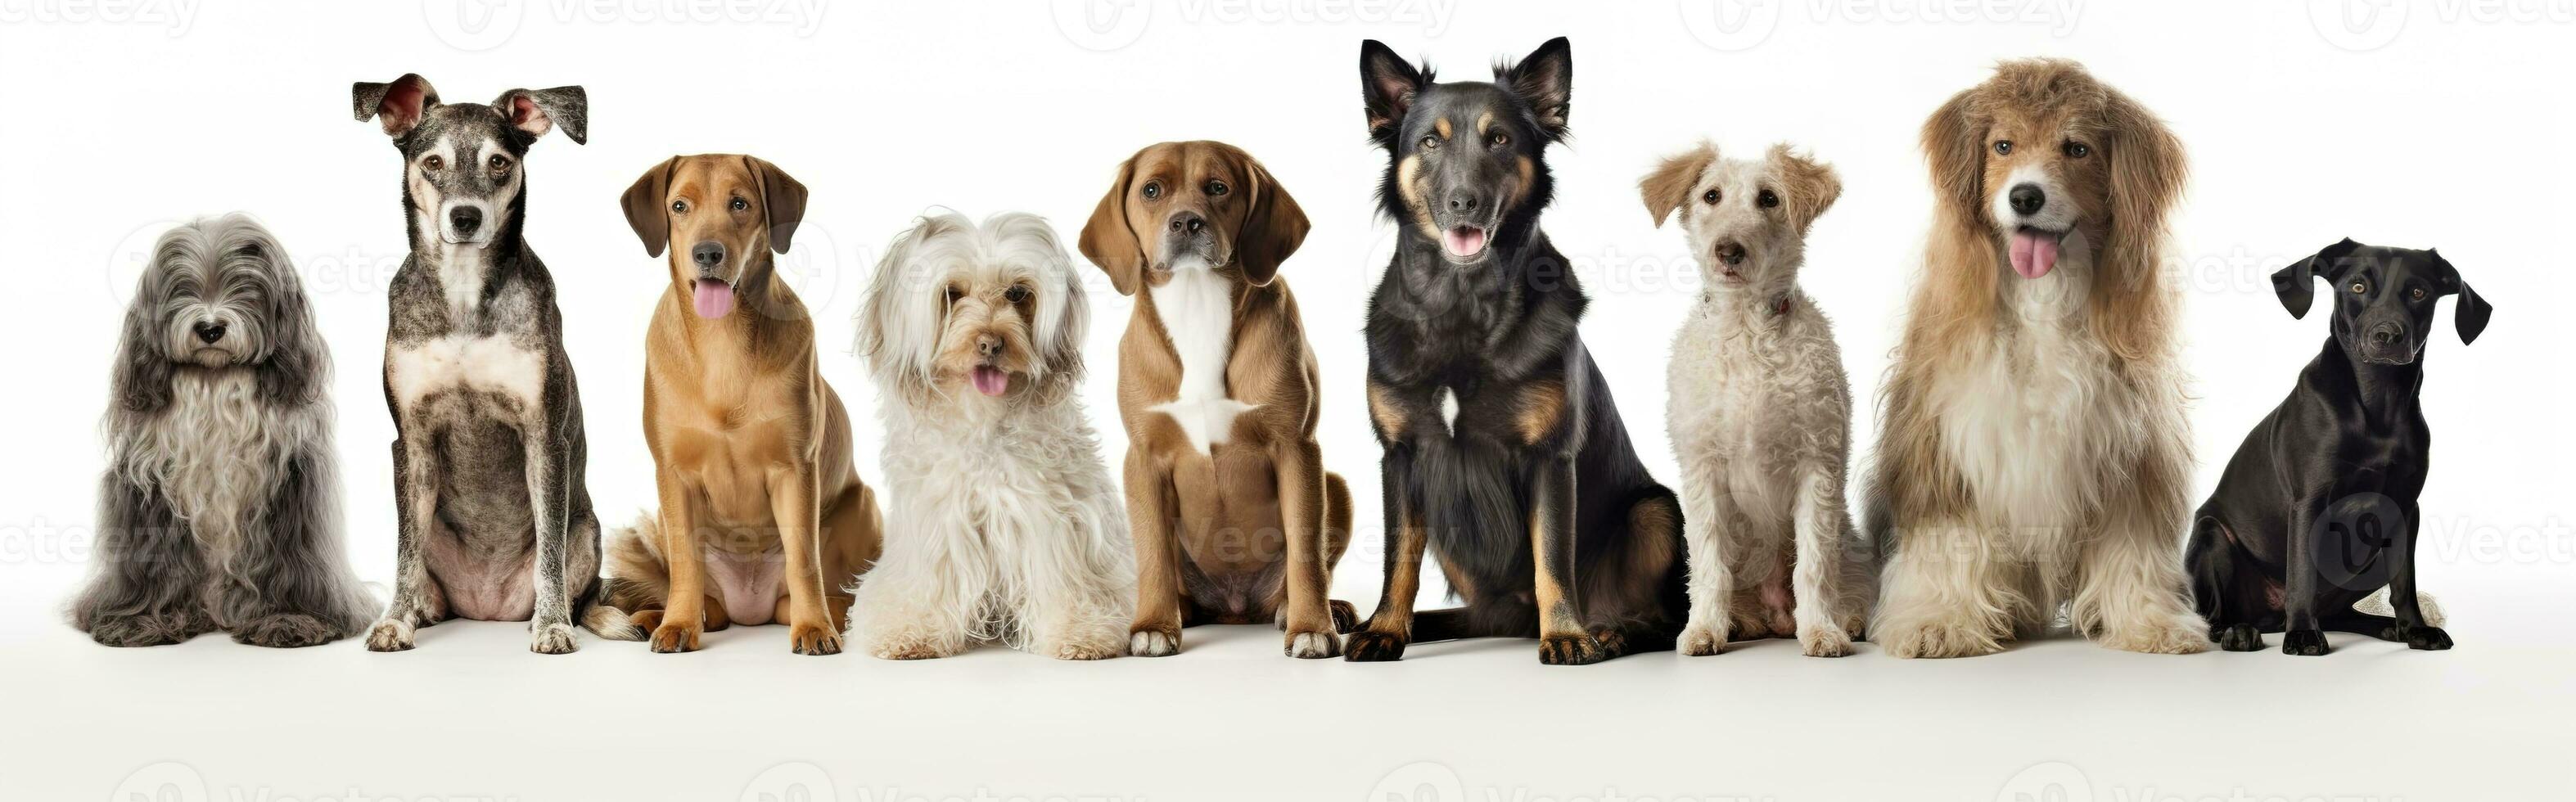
[1235,153,1310,286]
[354,74,439,138]
[2430,249,2492,345]
[1639,142,1715,228]
[1360,39,1426,145]
[745,155,808,253]
[491,86,587,144]
[2271,237,2363,319]
[620,157,679,258]
[1076,156,1144,296]
[1497,36,1572,141]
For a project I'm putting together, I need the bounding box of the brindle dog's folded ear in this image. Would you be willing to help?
[2271,237,2362,319]
[1638,142,1715,228]
[353,74,439,138]
[746,155,808,253]
[1497,37,1572,141]
[620,156,679,258]
[492,86,588,144]
[2430,249,2493,345]
[1076,157,1144,296]
[1236,156,1310,286]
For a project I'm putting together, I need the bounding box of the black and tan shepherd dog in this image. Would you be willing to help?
[1347,38,1686,665]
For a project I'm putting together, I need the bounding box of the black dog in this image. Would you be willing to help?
[2188,238,2491,656]
[1346,38,1686,665]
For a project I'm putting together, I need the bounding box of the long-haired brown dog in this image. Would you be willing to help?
[1866,59,2209,658]
[1078,141,1356,658]
[607,154,883,655]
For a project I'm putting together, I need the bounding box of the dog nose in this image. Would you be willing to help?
[1167,212,1205,236]
[1714,242,1747,266]
[448,205,483,235]
[2008,184,2046,216]
[975,334,1002,358]
[1445,193,1479,213]
[192,322,226,345]
[2370,322,2405,347]
[692,241,726,270]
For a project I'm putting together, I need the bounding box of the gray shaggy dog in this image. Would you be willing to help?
[70,214,374,647]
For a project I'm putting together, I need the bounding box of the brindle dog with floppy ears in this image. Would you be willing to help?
[352,74,638,654]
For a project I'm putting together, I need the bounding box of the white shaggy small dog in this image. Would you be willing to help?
[848,210,1135,660]
[1642,143,1874,658]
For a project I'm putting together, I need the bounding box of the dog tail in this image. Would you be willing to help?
[579,511,665,642]
[2353,588,2446,628]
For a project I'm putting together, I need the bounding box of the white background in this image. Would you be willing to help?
[3,1,2572,800]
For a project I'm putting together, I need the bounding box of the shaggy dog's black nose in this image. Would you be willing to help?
[1168,213,1205,235]
[2008,184,2046,216]
[1715,242,1747,266]
[193,322,226,345]
[692,241,726,269]
[1445,193,1479,212]
[449,205,482,235]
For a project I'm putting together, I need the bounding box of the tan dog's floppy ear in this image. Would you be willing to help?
[1076,157,1144,296]
[490,86,588,144]
[1768,143,1842,237]
[620,157,678,258]
[1236,155,1310,286]
[354,74,439,138]
[746,155,809,253]
[2103,85,2186,255]
[1920,85,1987,218]
[1639,142,1715,228]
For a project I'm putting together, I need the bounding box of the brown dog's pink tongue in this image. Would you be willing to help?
[692,280,735,318]
[970,366,1009,397]
[2008,230,2060,279]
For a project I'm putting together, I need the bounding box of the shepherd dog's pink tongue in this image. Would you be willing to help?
[970,366,1009,397]
[1441,227,1487,258]
[2008,230,2060,279]
[692,280,736,318]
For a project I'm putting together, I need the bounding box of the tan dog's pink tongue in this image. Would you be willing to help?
[2008,230,2060,279]
[970,366,1009,397]
[692,280,735,318]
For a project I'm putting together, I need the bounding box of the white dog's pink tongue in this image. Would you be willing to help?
[1441,227,1487,258]
[970,366,1009,397]
[692,280,736,318]
[2008,230,2060,279]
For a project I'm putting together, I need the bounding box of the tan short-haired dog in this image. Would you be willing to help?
[607,154,882,656]
[1077,141,1356,658]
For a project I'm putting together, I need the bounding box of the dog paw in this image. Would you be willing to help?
[2096,617,2212,656]
[1329,600,1360,633]
[1798,622,1854,658]
[1286,629,1342,659]
[1678,624,1725,656]
[1537,632,1604,665]
[1587,626,1631,659]
[628,609,665,632]
[2215,624,2265,652]
[88,611,211,648]
[2281,629,2330,656]
[530,622,580,655]
[790,624,843,656]
[2398,625,2452,651]
[1879,621,2004,659]
[232,614,339,648]
[363,618,417,652]
[1050,639,1121,660]
[1342,630,1408,662]
[1128,628,1180,657]
[648,621,702,654]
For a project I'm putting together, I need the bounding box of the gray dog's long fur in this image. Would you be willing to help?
[71,214,376,647]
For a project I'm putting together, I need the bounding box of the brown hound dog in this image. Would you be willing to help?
[607,154,882,655]
[1077,141,1357,657]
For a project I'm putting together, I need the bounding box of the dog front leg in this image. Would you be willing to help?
[2074,488,2213,656]
[1345,456,1426,662]
[649,467,707,653]
[519,414,580,655]
[2384,499,2450,650]
[368,432,443,651]
[226,446,370,648]
[1122,449,1184,656]
[769,462,843,656]
[2278,498,2333,656]
[1274,439,1340,659]
[73,474,214,647]
[1675,456,1733,656]
[1532,457,1600,665]
[1790,465,1856,657]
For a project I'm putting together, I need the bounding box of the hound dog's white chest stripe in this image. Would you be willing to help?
[435,246,487,323]
[388,335,547,409]
[1146,263,1256,454]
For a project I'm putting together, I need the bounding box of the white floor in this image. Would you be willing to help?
[7,575,2568,801]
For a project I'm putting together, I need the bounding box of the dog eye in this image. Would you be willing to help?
[1204,180,1228,196]
[1992,141,2012,155]
[2409,286,2426,301]
[1757,190,1780,209]
[1489,133,1509,147]
[1701,189,1720,205]
[1141,182,1162,200]
[670,200,688,214]
[2349,281,2368,295]
[1004,285,1031,304]
[2063,141,2091,159]
[488,154,511,172]
[729,196,748,212]
[422,155,444,171]
[1419,134,1441,151]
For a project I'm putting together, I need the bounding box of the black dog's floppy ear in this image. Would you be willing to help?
[1360,39,1426,145]
[620,157,678,258]
[1076,156,1144,296]
[2271,237,2362,319]
[2431,250,2493,345]
[1235,155,1310,287]
[492,86,588,144]
[354,74,439,138]
[1496,36,1572,141]
[747,155,808,254]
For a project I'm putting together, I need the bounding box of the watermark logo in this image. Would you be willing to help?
[2313,492,2409,592]
[111,762,210,802]
[422,0,523,51]
[1996,762,2093,802]
[1677,0,1785,51]
[741,762,837,802]
[1051,0,1154,51]
[1681,0,2084,51]
[0,0,200,34]
[1365,762,1465,802]
[1050,0,1459,52]
[2308,0,2410,51]
[422,0,828,52]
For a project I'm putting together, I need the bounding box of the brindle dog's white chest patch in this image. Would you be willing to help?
[387,335,545,408]
[1148,264,1256,453]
